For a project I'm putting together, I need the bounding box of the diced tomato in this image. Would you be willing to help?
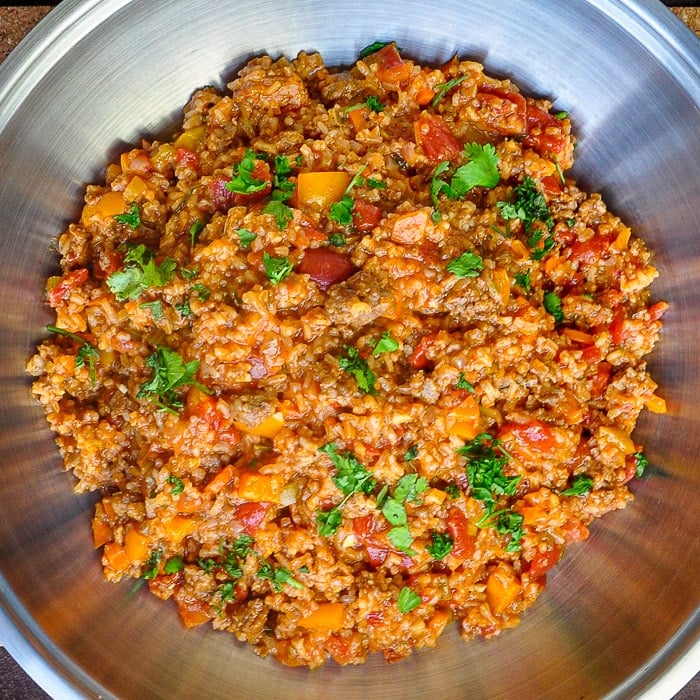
[366,610,385,627]
[234,501,270,536]
[588,361,611,399]
[47,268,89,307]
[647,301,668,322]
[353,515,391,567]
[570,233,611,268]
[189,391,241,446]
[414,112,461,163]
[446,506,476,560]
[527,544,562,580]
[175,148,200,170]
[374,44,412,85]
[353,201,383,232]
[609,307,631,345]
[409,333,438,370]
[541,175,562,195]
[297,248,355,291]
[208,178,237,212]
[499,420,558,453]
[524,103,566,158]
[474,88,527,135]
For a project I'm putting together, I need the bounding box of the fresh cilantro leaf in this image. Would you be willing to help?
[256,561,274,580]
[426,531,453,559]
[198,558,217,574]
[140,300,164,320]
[561,474,593,496]
[167,475,185,495]
[329,194,355,226]
[375,484,389,509]
[328,233,346,247]
[344,95,384,113]
[338,345,377,394]
[273,567,304,591]
[226,149,268,194]
[358,41,391,59]
[189,220,204,247]
[388,526,416,554]
[263,199,294,230]
[372,331,399,357]
[232,534,255,558]
[478,509,525,552]
[163,556,185,574]
[46,325,98,383]
[634,451,649,477]
[430,160,452,212]
[319,442,376,497]
[219,581,236,602]
[106,244,176,301]
[181,267,198,280]
[114,203,141,229]
[543,291,564,323]
[137,346,208,413]
[271,155,296,202]
[317,506,343,537]
[444,484,460,499]
[263,251,293,285]
[365,177,387,189]
[382,498,407,527]
[450,143,500,196]
[223,552,243,580]
[176,298,192,317]
[141,548,163,580]
[513,270,531,293]
[397,586,421,613]
[554,110,568,119]
[192,283,210,301]
[403,444,419,462]
[393,473,428,503]
[447,251,484,278]
[430,75,469,107]
[236,228,257,248]
[456,372,475,392]
[497,177,554,260]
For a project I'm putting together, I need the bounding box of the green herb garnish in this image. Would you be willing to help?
[372,331,399,357]
[263,251,293,285]
[163,556,185,574]
[142,548,163,579]
[426,531,454,559]
[358,41,392,59]
[447,251,484,278]
[397,586,421,613]
[114,203,141,229]
[226,149,268,195]
[634,451,649,477]
[189,220,204,247]
[46,325,99,383]
[106,244,176,301]
[263,199,294,230]
[456,372,475,392]
[543,291,564,323]
[236,228,257,248]
[430,75,469,107]
[167,475,185,496]
[561,474,593,496]
[137,346,208,413]
[338,345,376,394]
[403,444,419,462]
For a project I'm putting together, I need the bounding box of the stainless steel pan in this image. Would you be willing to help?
[0,1,698,697]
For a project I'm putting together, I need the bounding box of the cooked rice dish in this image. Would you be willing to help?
[27,43,667,668]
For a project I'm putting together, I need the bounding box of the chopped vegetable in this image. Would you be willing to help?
[426,531,454,559]
[397,586,421,613]
[372,331,399,357]
[137,346,208,413]
[226,149,269,194]
[263,251,293,285]
[543,291,564,323]
[106,244,176,301]
[634,451,649,477]
[338,345,377,394]
[46,325,98,382]
[236,228,257,248]
[561,474,593,496]
[447,251,484,278]
[114,203,141,229]
[263,200,294,230]
[430,75,469,107]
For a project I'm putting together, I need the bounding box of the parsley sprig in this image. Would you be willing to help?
[226,149,269,195]
[380,473,428,555]
[263,251,293,285]
[106,244,176,301]
[329,165,367,226]
[46,325,99,383]
[372,331,399,357]
[114,203,141,229]
[497,177,555,260]
[430,75,469,107]
[561,474,593,496]
[137,346,209,413]
[457,433,524,552]
[316,443,376,536]
[338,345,377,394]
[447,251,484,278]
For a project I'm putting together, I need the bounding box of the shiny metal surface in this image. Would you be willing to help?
[0,0,698,698]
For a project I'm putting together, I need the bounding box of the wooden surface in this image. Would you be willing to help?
[0,4,698,700]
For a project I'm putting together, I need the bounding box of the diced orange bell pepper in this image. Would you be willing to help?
[81,191,126,226]
[562,327,595,345]
[91,517,113,548]
[347,107,369,132]
[237,472,286,503]
[234,411,284,438]
[447,394,481,440]
[296,171,350,207]
[124,526,150,564]
[177,601,211,629]
[611,226,632,251]
[486,564,521,615]
[123,175,150,201]
[645,394,667,414]
[103,542,130,574]
[173,125,207,151]
[163,516,197,543]
[298,603,345,631]
[204,464,237,495]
